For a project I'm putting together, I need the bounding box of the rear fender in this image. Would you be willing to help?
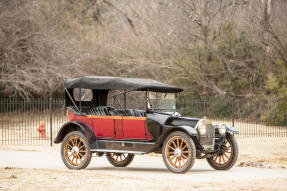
[54,121,95,144]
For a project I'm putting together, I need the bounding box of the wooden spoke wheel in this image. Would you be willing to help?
[207,134,238,170]
[162,131,196,173]
[61,131,91,170]
[166,137,190,168]
[106,153,135,167]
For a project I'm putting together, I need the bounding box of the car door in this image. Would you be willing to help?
[92,116,115,138]
[122,116,146,139]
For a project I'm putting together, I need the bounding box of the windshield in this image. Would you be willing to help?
[148,92,176,111]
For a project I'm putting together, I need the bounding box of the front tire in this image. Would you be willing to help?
[206,134,238,170]
[162,131,196,173]
[106,153,135,167]
[61,131,92,170]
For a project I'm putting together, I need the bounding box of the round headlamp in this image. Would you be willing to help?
[218,124,227,135]
[198,124,207,135]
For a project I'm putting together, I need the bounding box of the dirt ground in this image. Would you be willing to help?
[0,167,286,191]
[0,137,287,191]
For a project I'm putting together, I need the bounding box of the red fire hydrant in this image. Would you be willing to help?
[37,122,46,138]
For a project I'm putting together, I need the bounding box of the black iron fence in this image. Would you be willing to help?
[0,98,66,146]
[177,96,287,138]
[0,96,286,146]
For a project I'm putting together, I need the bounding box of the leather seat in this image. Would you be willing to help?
[126,109,135,116]
[88,106,114,116]
[110,109,146,117]
[110,109,126,116]
[88,107,146,117]
[133,109,146,117]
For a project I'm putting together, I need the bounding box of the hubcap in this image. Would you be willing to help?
[174,148,182,157]
[71,147,79,156]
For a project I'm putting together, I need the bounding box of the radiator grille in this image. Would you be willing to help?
[199,124,215,150]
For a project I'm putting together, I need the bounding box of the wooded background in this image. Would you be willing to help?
[0,0,286,99]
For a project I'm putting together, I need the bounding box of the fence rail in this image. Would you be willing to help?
[0,96,286,146]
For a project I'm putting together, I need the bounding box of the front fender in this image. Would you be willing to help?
[54,121,95,144]
[214,124,239,135]
[177,125,198,137]
[162,125,198,140]
[226,125,239,135]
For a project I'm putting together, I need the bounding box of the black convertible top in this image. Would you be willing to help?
[64,76,183,93]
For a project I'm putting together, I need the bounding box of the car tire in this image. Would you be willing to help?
[206,134,238,170]
[106,153,135,167]
[61,131,92,170]
[162,131,196,173]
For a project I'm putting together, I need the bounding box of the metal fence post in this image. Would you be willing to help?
[49,98,53,147]
[232,96,235,127]
[285,96,287,137]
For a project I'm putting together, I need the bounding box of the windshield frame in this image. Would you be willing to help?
[147,91,177,111]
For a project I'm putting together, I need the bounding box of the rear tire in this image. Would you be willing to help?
[162,131,196,173]
[106,153,135,167]
[206,134,238,170]
[61,131,92,170]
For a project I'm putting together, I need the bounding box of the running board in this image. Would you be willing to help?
[90,149,145,154]
[90,140,158,154]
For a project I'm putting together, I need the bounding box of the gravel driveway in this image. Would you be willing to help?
[0,144,287,191]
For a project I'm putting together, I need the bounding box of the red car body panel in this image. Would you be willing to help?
[67,110,152,140]
[92,118,114,138]
[123,119,146,139]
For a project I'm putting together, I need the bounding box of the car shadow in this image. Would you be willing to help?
[87,167,168,172]
[86,167,214,174]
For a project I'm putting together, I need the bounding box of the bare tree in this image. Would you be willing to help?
[1,0,287,98]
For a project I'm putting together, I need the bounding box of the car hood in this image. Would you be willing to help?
[147,111,200,128]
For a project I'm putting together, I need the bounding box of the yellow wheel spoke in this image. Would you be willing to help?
[170,155,176,161]
[224,153,230,160]
[182,145,187,150]
[222,155,225,163]
[75,156,78,166]
[172,141,177,149]
[175,158,178,167]
[168,145,175,150]
[79,145,85,150]
[176,138,180,147]
[179,139,183,149]
[67,143,73,148]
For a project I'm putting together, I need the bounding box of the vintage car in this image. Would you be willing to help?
[54,76,239,173]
